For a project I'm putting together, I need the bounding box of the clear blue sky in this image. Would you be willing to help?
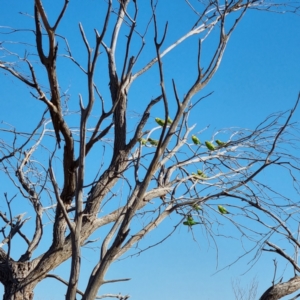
[1,1,300,299]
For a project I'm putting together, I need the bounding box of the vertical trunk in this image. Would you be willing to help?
[113,94,127,153]
[1,261,37,300]
[4,283,35,300]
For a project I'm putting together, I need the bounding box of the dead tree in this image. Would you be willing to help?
[0,0,300,299]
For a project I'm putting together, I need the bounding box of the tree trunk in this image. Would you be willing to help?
[1,261,37,300]
[4,284,34,300]
[259,276,300,300]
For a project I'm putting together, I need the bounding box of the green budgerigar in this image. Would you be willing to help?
[155,117,165,127]
[192,172,202,180]
[148,138,159,147]
[197,170,207,178]
[155,117,172,127]
[216,139,226,147]
[183,215,200,227]
[192,203,202,211]
[192,135,201,145]
[205,141,215,151]
[218,205,229,214]
[139,138,148,146]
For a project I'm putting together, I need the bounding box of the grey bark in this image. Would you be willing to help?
[259,277,300,300]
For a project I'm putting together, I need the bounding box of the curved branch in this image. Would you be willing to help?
[259,276,300,300]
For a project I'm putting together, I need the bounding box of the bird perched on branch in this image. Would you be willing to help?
[155,117,165,126]
[218,205,229,214]
[205,141,215,151]
[197,170,207,178]
[192,170,207,180]
[191,135,201,145]
[191,203,202,211]
[216,139,227,147]
[183,215,200,227]
[139,138,147,145]
[148,138,159,146]
[155,117,173,127]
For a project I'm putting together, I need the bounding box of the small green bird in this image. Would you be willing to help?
[218,205,229,214]
[155,117,172,127]
[216,139,226,147]
[148,138,159,146]
[197,170,207,178]
[183,215,200,227]
[191,135,201,145]
[155,117,165,126]
[191,172,201,180]
[139,138,148,146]
[205,141,215,151]
[191,203,202,211]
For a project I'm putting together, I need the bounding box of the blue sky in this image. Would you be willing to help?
[1,1,300,299]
